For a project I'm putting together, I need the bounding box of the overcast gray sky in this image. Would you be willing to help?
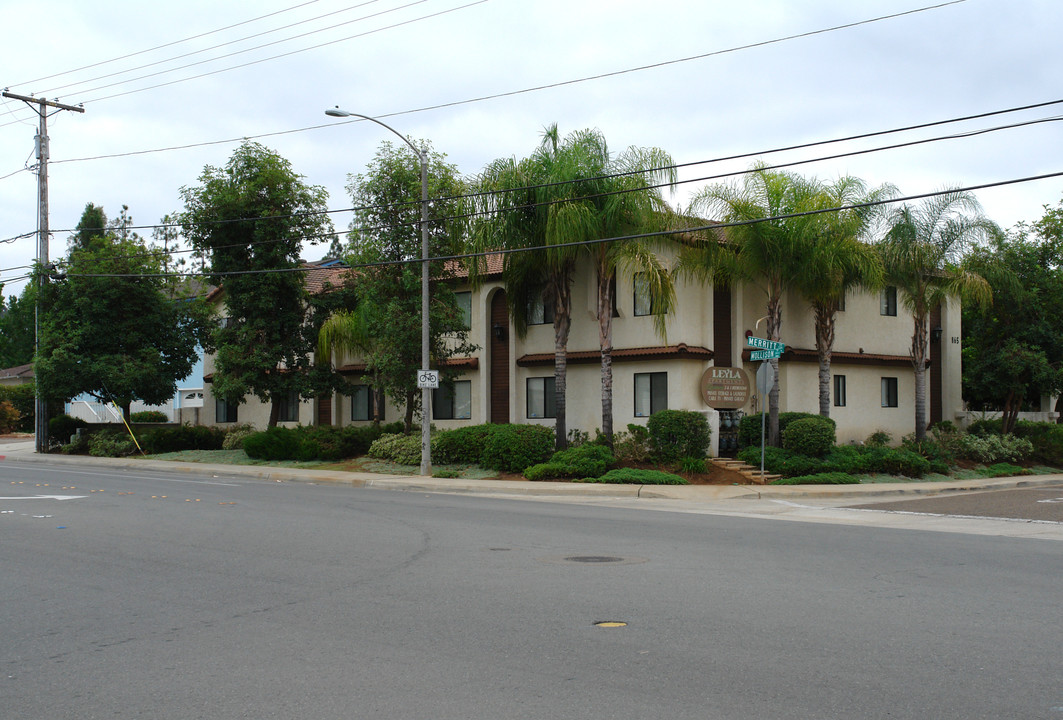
[2,0,1061,299]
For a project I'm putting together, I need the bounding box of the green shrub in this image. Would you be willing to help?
[0,401,21,434]
[613,424,651,463]
[982,462,1030,478]
[433,425,494,465]
[432,468,460,478]
[88,430,136,457]
[1011,421,1063,466]
[523,444,615,481]
[243,426,310,462]
[678,456,707,474]
[581,468,688,485]
[366,432,423,465]
[60,434,89,455]
[966,417,1004,436]
[822,445,876,475]
[222,424,257,450]
[873,447,931,478]
[647,409,710,463]
[782,416,836,457]
[955,433,1033,464]
[771,472,859,485]
[139,424,225,454]
[738,445,822,477]
[902,435,956,470]
[49,414,89,445]
[737,412,832,448]
[865,430,893,447]
[480,424,554,473]
[130,410,169,423]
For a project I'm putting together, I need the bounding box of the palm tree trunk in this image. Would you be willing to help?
[598,267,614,446]
[814,305,835,417]
[912,314,929,441]
[553,277,572,451]
[766,285,782,447]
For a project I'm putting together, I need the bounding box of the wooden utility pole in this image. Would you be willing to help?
[2,91,84,453]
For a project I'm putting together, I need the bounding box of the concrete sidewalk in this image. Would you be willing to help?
[3,438,1061,501]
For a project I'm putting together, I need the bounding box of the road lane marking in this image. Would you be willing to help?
[0,494,87,500]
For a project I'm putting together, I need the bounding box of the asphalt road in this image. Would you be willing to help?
[2,461,1061,720]
[850,485,1063,522]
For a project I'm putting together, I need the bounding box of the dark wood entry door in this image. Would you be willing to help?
[490,290,510,423]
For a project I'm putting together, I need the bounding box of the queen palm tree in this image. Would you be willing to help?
[792,176,892,417]
[679,164,823,446]
[470,125,601,449]
[878,189,997,440]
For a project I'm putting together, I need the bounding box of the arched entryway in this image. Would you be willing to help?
[490,289,510,423]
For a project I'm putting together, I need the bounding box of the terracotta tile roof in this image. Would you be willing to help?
[517,343,713,367]
[205,261,351,303]
[445,252,505,280]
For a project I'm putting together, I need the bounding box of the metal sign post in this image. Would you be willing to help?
[755,361,775,479]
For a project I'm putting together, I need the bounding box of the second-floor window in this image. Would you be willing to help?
[881,286,898,316]
[455,291,472,330]
[528,293,555,326]
[633,273,662,316]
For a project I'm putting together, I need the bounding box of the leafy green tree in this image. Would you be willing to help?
[70,202,107,250]
[0,282,37,369]
[679,164,824,446]
[179,141,335,426]
[328,139,474,432]
[35,205,210,420]
[879,190,997,440]
[790,176,892,417]
[963,200,1063,431]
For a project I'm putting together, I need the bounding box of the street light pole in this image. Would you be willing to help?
[325,108,432,476]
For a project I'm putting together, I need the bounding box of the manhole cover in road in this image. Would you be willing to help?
[594,621,628,628]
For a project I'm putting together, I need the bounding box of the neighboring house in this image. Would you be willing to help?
[198,252,967,451]
[0,363,34,387]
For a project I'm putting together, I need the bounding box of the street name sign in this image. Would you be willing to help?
[746,336,785,352]
[750,349,782,361]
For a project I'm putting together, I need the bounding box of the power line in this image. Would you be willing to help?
[12,0,324,87]
[35,1,385,96]
[8,106,1059,246]
[60,169,1063,280]
[0,0,966,129]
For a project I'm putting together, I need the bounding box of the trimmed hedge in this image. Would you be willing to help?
[647,409,710,462]
[738,443,932,479]
[433,425,495,465]
[366,432,423,465]
[481,424,554,473]
[139,424,226,454]
[738,412,833,448]
[130,410,169,423]
[49,414,89,445]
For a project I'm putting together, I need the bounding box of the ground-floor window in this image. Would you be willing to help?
[276,389,300,422]
[881,377,899,408]
[527,376,556,419]
[834,375,847,407]
[216,397,238,423]
[351,385,371,421]
[634,372,667,417]
[434,380,472,420]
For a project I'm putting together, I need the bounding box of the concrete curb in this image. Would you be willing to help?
[2,442,1061,500]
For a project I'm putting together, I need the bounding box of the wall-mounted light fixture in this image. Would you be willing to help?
[931,326,943,342]
[493,324,506,341]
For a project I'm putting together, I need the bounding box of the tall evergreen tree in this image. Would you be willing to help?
[180,141,336,426]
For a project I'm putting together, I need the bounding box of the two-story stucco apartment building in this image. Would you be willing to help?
[198,253,962,454]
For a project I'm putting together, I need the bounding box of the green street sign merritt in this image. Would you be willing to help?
[750,349,782,361]
[747,336,785,352]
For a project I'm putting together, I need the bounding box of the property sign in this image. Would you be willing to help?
[416,369,439,389]
[746,336,785,352]
[749,349,782,362]
[700,366,752,409]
